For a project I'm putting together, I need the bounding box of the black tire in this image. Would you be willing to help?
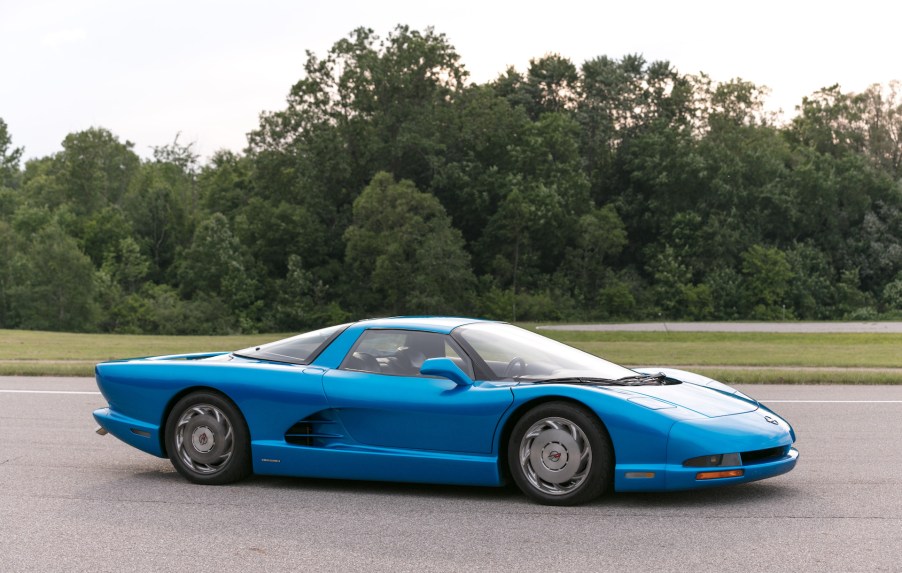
[165,391,252,485]
[507,401,613,506]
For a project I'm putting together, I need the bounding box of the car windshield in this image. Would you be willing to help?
[234,323,349,365]
[456,323,637,381]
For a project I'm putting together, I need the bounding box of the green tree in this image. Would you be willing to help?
[81,206,135,266]
[429,84,530,246]
[704,266,742,320]
[271,255,348,331]
[476,112,590,292]
[246,25,472,313]
[740,245,793,319]
[495,54,578,119]
[344,172,474,314]
[178,213,259,329]
[479,182,567,302]
[103,236,150,294]
[124,161,194,277]
[129,283,235,335]
[0,118,23,189]
[882,272,902,312]
[7,223,98,331]
[648,245,713,320]
[5,29,901,330]
[788,84,865,157]
[834,268,875,318]
[558,204,628,307]
[198,150,254,217]
[578,55,694,201]
[250,25,466,196]
[234,198,328,277]
[0,221,19,326]
[94,237,151,332]
[859,82,902,178]
[784,242,835,319]
[38,128,140,214]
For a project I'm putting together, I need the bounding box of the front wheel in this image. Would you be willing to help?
[507,401,613,505]
[165,392,252,485]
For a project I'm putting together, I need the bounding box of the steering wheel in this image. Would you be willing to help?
[502,357,527,378]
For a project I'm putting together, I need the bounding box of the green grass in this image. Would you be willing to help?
[680,368,902,385]
[0,329,286,377]
[0,330,286,361]
[0,361,97,377]
[535,330,902,368]
[2,327,901,383]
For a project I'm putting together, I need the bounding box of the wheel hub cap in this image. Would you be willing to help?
[174,404,235,475]
[519,416,592,496]
[529,428,580,482]
[191,426,215,453]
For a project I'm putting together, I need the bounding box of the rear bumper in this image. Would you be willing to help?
[93,407,165,457]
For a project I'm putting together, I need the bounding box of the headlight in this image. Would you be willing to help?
[683,452,741,467]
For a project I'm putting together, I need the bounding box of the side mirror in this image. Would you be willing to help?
[420,357,473,387]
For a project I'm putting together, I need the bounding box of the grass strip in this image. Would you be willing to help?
[0,329,284,361]
[537,330,902,368]
[681,367,902,385]
[2,327,902,382]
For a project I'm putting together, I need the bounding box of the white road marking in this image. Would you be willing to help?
[1,389,900,403]
[0,389,101,395]
[761,400,902,403]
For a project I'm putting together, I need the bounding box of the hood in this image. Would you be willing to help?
[627,367,759,418]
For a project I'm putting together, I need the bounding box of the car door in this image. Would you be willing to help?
[321,329,513,454]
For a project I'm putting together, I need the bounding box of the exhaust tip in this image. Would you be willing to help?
[95,425,108,436]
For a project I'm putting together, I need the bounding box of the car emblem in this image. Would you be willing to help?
[548,451,562,462]
[764,415,779,425]
[199,433,209,445]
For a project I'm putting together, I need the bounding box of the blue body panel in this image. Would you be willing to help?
[251,441,502,486]
[93,317,798,493]
[94,358,332,459]
[321,369,513,453]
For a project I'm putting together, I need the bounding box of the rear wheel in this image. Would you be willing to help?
[165,392,252,485]
[507,401,612,505]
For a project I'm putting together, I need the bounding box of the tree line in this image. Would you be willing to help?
[1,25,901,334]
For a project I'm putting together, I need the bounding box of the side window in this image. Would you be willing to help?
[339,330,474,378]
[234,323,349,365]
[443,340,475,378]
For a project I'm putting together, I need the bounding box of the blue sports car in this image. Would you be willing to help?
[93,317,798,505]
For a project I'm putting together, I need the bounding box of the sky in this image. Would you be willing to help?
[1,0,900,162]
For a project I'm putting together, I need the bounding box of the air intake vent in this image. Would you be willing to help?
[284,416,343,447]
[741,446,788,465]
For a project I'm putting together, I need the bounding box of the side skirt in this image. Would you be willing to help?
[250,440,504,487]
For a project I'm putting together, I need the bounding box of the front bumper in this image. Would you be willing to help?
[615,408,798,492]
[616,447,799,492]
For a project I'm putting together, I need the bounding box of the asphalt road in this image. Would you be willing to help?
[2,377,901,572]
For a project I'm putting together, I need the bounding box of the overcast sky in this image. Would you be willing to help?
[1,0,899,162]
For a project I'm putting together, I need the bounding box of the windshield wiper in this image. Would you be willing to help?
[527,373,671,386]
[611,372,669,386]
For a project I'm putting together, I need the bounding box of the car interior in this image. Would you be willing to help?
[340,329,473,378]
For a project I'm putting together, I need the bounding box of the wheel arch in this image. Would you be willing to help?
[496,395,615,484]
[159,385,244,458]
